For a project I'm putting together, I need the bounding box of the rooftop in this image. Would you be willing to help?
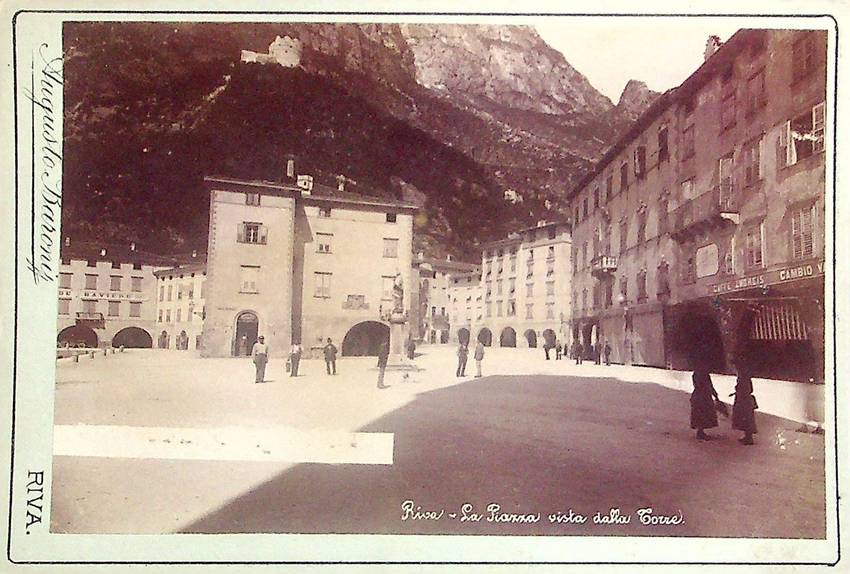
[61,241,200,267]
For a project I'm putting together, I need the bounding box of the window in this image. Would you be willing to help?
[314,272,331,298]
[58,299,70,315]
[383,238,399,258]
[84,274,97,290]
[317,232,333,254]
[779,103,826,166]
[682,125,695,159]
[740,137,761,186]
[547,245,555,260]
[318,206,332,218]
[496,300,503,317]
[60,272,72,289]
[637,270,647,302]
[245,193,261,206]
[682,251,696,284]
[167,285,173,301]
[721,92,736,130]
[486,303,492,317]
[496,280,502,295]
[545,302,555,320]
[718,155,734,207]
[604,281,614,307]
[386,213,397,223]
[546,281,555,296]
[620,162,629,191]
[547,259,555,277]
[582,289,587,310]
[509,277,516,294]
[637,212,647,245]
[791,204,815,260]
[525,303,534,319]
[606,174,614,200]
[619,276,628,303]
[593,188,600,209]
[159,285,164,301]
[177,285,183,300]
[745,224,764,269]
[507,300,516,316]
[681,178,696,201]
[130,277,142,292]
[176,309,182,323]
[240,265,260,293]
[238,222,267,245]
[128,302,140,318]
[166,309,171,323]
[82,299,97,314]
[619,220,628,254]
[582,197,589,219]
[746,69,766,114]
[510,254,517,273]
[158,309,163,322]
[723,237,735,275]
[574,207,580,225]
[582,242,588,269]
[382,276,394,300]
[107,300,120,317]
[526,283,534,297]
[792,34,817,82]
[634,146,647,179]
[658,126,669,162]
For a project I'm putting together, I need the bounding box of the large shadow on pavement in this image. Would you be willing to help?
[179,375,826,538]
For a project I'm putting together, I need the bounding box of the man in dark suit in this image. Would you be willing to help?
[323,338,338,375]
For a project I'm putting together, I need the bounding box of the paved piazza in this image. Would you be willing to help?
[51,346,826,537]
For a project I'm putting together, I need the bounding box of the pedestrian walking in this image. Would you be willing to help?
[555,339,562,360]
[574,341,584,365]
[603,340,612,365]
[323,338,338,375]
[456,341,469,377]
[690,366,720,440]
[474,340,485,378]
[289,342,302,377]
[252,335,268,384]
[406,337,416,360]
[731,364,758,445]
[594,342,602,364]
[544,342,551,360]
[376,340,389,389]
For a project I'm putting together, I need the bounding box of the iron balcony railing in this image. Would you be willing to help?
[590,255,619,276]
[671,185,738,239]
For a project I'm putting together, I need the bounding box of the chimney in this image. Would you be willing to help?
[296,174,313,195]
[130,241,136,252]
[336,174,346,192]
[286,157,295,179]
[704,35,722,61]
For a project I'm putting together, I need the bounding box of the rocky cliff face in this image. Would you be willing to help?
[63,22,656,260]
[616,79,660,121]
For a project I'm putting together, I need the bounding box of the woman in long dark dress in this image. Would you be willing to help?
[690,367,719,440]
[732,370,757,445]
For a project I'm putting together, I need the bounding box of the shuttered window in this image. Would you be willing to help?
[791,204,815,260]
[238,222,267,244]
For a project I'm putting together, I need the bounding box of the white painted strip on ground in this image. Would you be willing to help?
[53,425,394,465]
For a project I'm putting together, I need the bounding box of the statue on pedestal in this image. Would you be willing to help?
[392,271,405,317]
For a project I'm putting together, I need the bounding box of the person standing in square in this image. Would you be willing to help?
[456,342,469,377]
[252,335,268,384]
[289,342,302,377]
[377,340,389,389]
[474,340,485,378]
[323,338,338,375]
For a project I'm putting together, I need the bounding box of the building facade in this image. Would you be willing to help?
[57,241,177,348]
[201,176,418,358]
[475,220,572,348]
[447,269,483,345]
[153,261,207,351]
[417,255,480,344]
[567,29,827,382]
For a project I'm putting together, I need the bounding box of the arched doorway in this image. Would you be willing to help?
[178,330,189,350]
[524,329,537,348]
[542,328,556,348]
[477,327,492,347]
[342,321,390,356]
[111,327,152,348]
[233,311,259,356]
[58,325,98,348]
[499,326,517,347]
[158,330,169,349]
[457,328,470,346]
[675,312,726,371]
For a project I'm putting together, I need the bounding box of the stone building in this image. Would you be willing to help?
[416,254,480,344]
[475,220,572,348]
[57,241,178,348]
[567,29,827,382]
[447,268,483,345]
[153,260,207,351]
[201,174,418,358]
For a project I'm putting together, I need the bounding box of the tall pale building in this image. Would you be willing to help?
[201,175,418,358]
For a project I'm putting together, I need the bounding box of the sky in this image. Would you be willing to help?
[534,20,741,103]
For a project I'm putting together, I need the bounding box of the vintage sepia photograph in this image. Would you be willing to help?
[4,5,842,565]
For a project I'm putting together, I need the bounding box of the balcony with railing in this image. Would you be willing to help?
[670,185,739,242]
[590,255,619,277]
[76,311,104,328]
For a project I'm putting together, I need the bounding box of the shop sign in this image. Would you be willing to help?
[59,288,146,301]
[712,258,824,295]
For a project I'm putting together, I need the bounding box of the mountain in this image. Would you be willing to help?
[616,79,660,121]
[62,22,655,261]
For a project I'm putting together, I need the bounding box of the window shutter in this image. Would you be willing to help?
[812,102,825,153]
[259,225,268,245]
[237,223,245,243]
[757,136,764,180]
